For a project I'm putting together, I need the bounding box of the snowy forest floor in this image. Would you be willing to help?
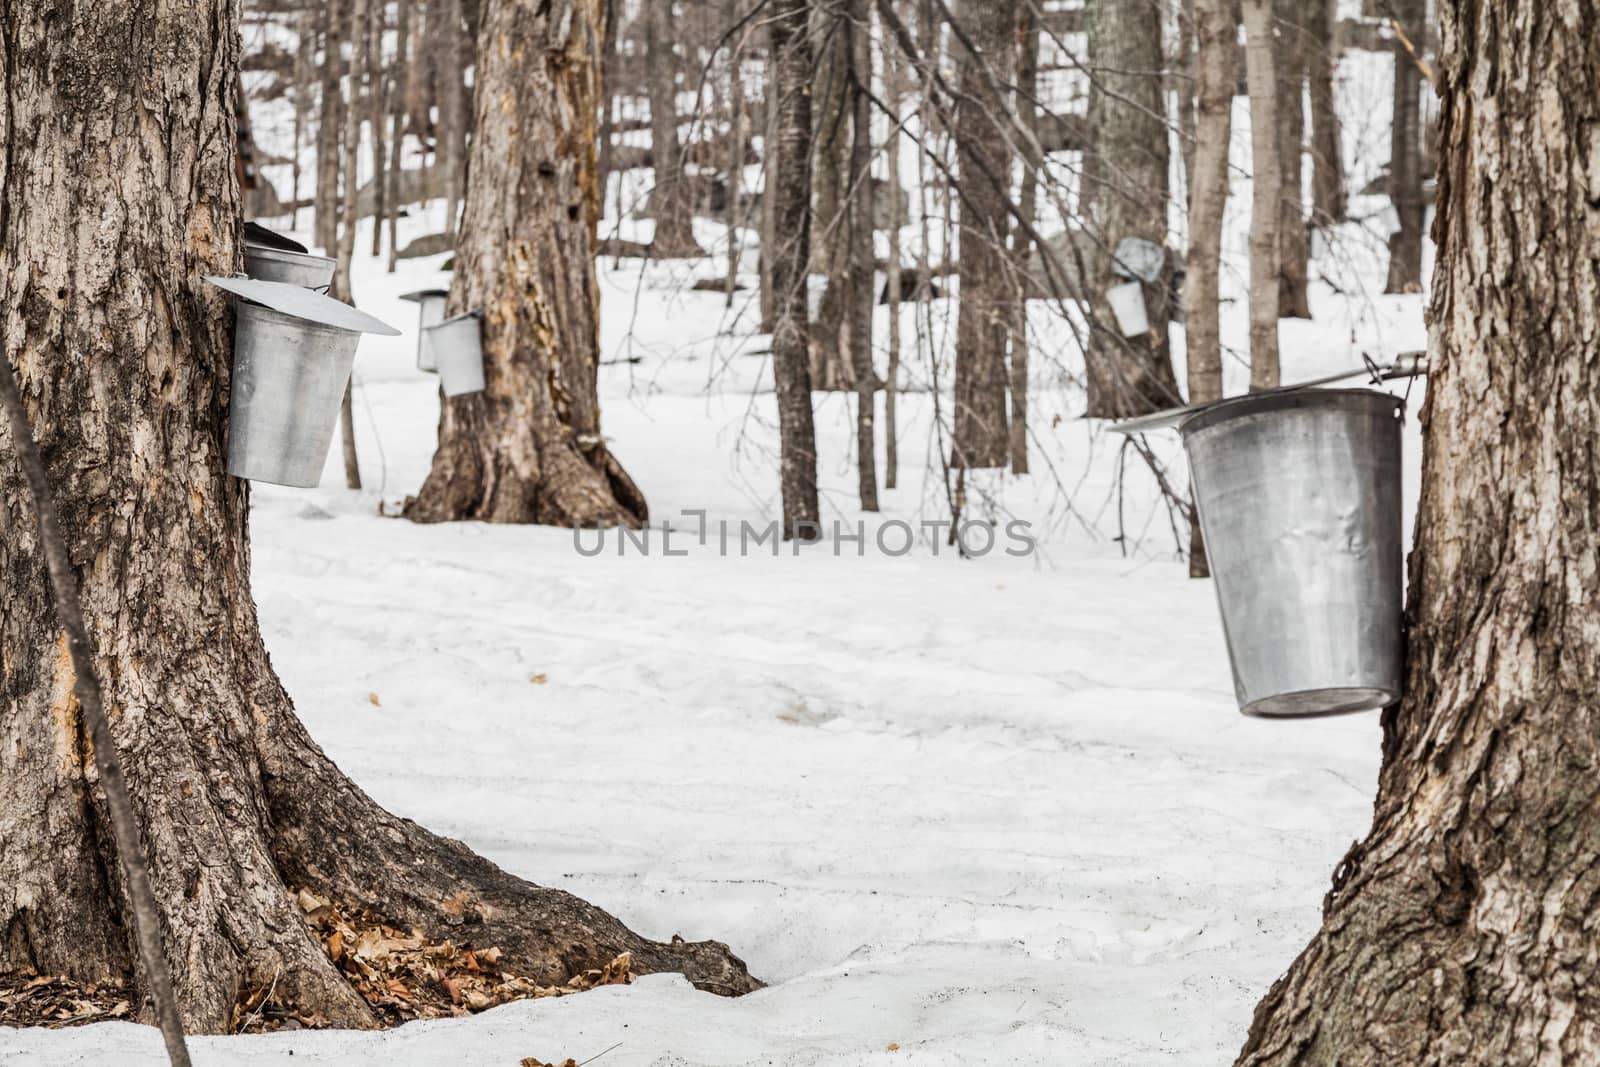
[5,52,1434,1065]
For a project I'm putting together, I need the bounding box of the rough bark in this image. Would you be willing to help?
[1008,1,1039,475]
[1242,0,1280,390]
[1237,4,1600,1062]
[1384,0,1426,294]
[846,0,878,512]
[950,0,1014,467]
[645,0,702,257]
[1305,0,1345,224]
[1082,0,1182,419]
[1182,0,1234,579]
[406,0,646,527]
[769,0,822,538]
[0,0,753,1036]
[1275,0,1311,320]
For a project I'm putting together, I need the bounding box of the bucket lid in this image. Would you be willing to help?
[421,310,483,332]
[398,288,450,303]
[205,276,401,336]
[243,221,309,253]
[1177,387,1403,439]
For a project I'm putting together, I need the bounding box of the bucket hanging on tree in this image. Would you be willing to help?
[399,288,450,372]
[1179,388,1405,717]
[421,311,486,397]
[243,244,336,290]
[207,276,400,488]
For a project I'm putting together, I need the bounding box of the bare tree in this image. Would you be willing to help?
[1182,0,1234,578]
[883,5,903,490]
[950,0,1015,467]
[440,0,468,237]
[332,0,372,491]
[1242,0,1280,390]
[769,0,823,537]
[847,0,878,510]
[1007,0,1040,474]
[808,0,854,390]
[290,7,316,229]
[1305,0,1345,224]
[646,0,704,256]
[0,0,755,1033]
[384,0,412,272]
[314,0,345,252]
[1082,0,1182,418]
[1275,0,1311,319]
[1238,5,1600,1062]
[1383,0,1426,294]
[406,0,647,525]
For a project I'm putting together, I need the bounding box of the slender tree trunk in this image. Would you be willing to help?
[1275,0,1311,319]
[1082,0,1182,419]
[1242,0,1280,390]
[441,0,467,238]
[1176,0,1198,205]
[1305,0,1345,225]
[1238,5,1600,1062]
[950,0,1015,467]
[1008,1,1039,474]
[759,60,780,332]
[406,0,647,526]
[847,0,877,511]
[645,0,703,256]
[333,0,372,491]
[385,0,411,272]
[1384,0,1425,294]
[807,0,853,390]
[315,0,346,253]
[883,6,903,490]
[292,8,315,230]
[1182,0,1234,580]
[598,0,618,216]
[368,0,388,260]
[0,0,755,1036]
[724,0,746,308]
[769,0,822,538]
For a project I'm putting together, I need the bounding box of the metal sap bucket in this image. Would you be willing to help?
[421,311,486,397]
[1180,389,1404,717]
[244,244,336,290]
[207,276,400,488]
[399,288,450,371]
[1105,281,1150,337]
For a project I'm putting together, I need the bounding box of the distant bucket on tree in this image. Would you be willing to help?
[243,244,336,290]
[398,288,450,372]
[1180,389,1405,717]
[1105,281,1150,337]
[207,276,399,488]
[421,311,486,397]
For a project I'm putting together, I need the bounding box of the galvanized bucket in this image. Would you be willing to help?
[399,289,450,371]
[244,244,336,290]
[1180,389,1404,717]
[422,311,486,397]
[227,300,361,487]
[1105,281,1149,337]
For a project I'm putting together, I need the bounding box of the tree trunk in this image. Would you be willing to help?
[950,0,1014,468]
[441,0,467,238]
[1007,1,1039,475]
[806,0,852,391]
[724,0,745,309]
[368,0,389,260]
[1238,5,1600,1062]
[334,0,371,491]
[405,0,647,527]
[1275,0,1311,320]
[769,0,823,538]
[315,0,346,253]
[1305,0,1345,225]
[847,0,877,511]
[758,56,780,333]
[1082,0,1182,419]
[883,6,902,491]
[291,8,316,230]
[1182,0,1234,580]
[646,0,703,257]
[1383,0,1425,294]
[385,0,411,273]
[1242,0,1280,391]
[0,0,753,1036]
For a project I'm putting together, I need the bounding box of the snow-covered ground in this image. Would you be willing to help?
[5,40,1432,1066]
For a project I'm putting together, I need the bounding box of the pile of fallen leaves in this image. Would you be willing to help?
[255,888,633,1030]
[0,970,131,1028]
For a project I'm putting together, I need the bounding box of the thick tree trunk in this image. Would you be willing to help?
[1275,0,1311,320]
[1082,0,1182,419]
[1305,0,1345,225]
[950,0,1014,467]
[1238,5,1600,1063]
[1008,1,1039,475]
[1384,0,1426,294]
[0,0,753,1036]
[1182,0,1234,580]
[646,0,703,257]
[847,0,878,512]
[1242,0,1280,390]
[406,0,646,527]
[769,0,823,538]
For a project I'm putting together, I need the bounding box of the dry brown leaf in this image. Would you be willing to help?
[368,692,381,706]
[529,673,548,685]
[887,1043,900,1051]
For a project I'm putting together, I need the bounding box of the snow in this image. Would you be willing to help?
[3,37,1434,1067]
